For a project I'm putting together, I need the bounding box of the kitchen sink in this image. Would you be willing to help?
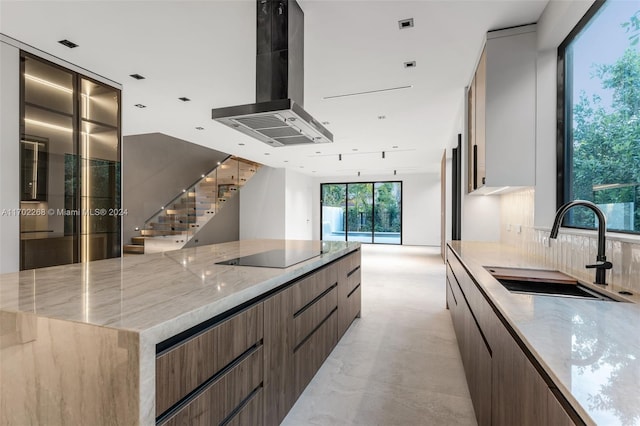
[485,267,619,302]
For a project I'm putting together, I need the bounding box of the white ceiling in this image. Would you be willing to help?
[0,0,548,177]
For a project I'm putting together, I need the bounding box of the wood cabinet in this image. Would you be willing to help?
[447,263,491,426]
[159,346,264,426]
[467,24,536,193]
[156,250,361,426]
[337,250,362,338]
[446,246,583,426]
[156,304,264,417]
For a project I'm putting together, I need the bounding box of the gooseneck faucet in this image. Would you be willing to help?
[549,200,612,285]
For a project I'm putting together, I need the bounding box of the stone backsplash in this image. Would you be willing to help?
[500,188,640,295]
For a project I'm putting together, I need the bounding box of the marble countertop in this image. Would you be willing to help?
[0,239,360,343]
[448,241,640,426]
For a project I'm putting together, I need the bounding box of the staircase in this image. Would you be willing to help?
[123,156,260,254]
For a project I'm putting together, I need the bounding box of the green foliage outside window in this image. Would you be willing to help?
[565,2,640,232]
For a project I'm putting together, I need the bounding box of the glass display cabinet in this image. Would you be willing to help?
[19,53,121,270]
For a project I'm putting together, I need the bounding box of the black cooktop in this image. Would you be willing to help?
[216,248,322,268]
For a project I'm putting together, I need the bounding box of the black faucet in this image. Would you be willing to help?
[549,200,612,285]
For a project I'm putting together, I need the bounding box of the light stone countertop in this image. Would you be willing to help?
[448,241,640,426]
[0,239,360,343]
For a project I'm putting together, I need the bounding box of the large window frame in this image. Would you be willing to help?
[557,0,640,235]
[320,181,403,245]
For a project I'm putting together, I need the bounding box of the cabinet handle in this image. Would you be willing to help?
[473,144,478,189]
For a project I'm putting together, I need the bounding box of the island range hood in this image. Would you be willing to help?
[211,0,333,147]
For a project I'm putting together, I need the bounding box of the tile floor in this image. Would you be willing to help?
[282,244,477,426]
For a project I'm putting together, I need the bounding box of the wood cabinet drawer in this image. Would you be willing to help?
[347,284,361,321]
[293,286,338,349]
[347,265,361,294]
[159,346,263,426]
[292,264,338,313]
[225,387,263,426]
[156,304,264,416]
[293,309,338,397]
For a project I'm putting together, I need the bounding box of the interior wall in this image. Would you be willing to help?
[0,41,20,273]
[312,172,441,246]
[239,166,286,240]
[285,169,313,240]
[534,0,594,227]
[122,133,228,245]
[183,193,239,247]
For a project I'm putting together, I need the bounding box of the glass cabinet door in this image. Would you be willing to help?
[20,55,77,269]
[19,53,121,269]
[80,78,121,261]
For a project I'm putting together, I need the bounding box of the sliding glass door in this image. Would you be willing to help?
[321,182,401,244]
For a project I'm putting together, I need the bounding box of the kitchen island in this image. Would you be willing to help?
[0,239,362,425]
[446,241,640,426]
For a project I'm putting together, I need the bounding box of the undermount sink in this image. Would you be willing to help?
[485,267,619,302]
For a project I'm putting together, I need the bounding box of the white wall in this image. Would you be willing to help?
[284,169,313,240]
[0,41,20,273]
[534,0,594,227]
[239,166,286,240]
[312,172,441,246]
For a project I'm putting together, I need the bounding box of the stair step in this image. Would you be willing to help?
[131,236,146,245]
[140,229,186,236]
[123,244,144,254]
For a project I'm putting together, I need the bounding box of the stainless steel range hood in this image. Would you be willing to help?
[211,0,333,147]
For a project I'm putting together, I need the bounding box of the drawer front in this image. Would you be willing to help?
[293,310,338,397]
[159,346,263,426]
[347,284,361,322]
[347,266,361,295]
[224,387,263,426]
[346,250,361,274]
[292,263,338,313]
[293,286,338,348]
[156,304,264,416]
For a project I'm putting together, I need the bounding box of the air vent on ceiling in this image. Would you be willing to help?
[398,18,414,29]
[58,39,78,48]
[130,73,146,80]
[404,61,417,68]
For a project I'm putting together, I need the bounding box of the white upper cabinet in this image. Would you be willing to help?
[467,24,537,194]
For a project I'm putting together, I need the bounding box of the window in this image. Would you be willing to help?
[559,0,640,233]
[320,182,402,244]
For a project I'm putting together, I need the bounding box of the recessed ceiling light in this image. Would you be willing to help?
[352,148,358,151]
[284,160,289,162]
[264,153,270,155]
[134,104,147,108]
[398,18,414,30]
[299,166,304,168]
[129,73,145,80]
[238,143,245,146]
[392,145,399,148]
[179,97,191,102]
[58,39,78,48]
[378,115,386,120]
[315,151,321,154]
[404,61,417,68]
[195,126,204,130]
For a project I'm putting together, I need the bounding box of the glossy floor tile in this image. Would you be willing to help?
[282,244,477,426]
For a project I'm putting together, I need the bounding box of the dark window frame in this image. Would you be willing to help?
[555,0,640,235]
[319,181,403,245]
